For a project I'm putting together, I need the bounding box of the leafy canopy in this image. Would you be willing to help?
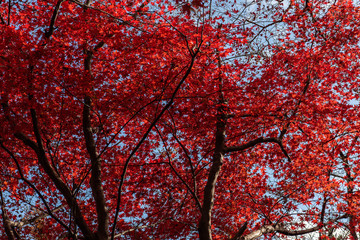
[1,0,360,239]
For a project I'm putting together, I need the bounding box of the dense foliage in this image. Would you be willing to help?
[1,0,360,239]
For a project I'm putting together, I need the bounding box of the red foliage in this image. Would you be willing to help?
[1,0,360,239]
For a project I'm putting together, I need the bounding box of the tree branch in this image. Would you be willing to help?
[44,0,64,38]
[155,126,202,210]
[70,0,131,25]
[82,40,109,239]
[113,219,167,238]
[225,137,291,162]
[0,187,16,240]
[0,13,6,25]
[14,109,96,239]
[198,52,226,240]
[0,139,72,235]
[110,50,200,240]
[10,205,64,229]
[230,221,248,240]
[225,137,279,153]
[171,132,201,209]
[13,132,39,152]
[242,214,348,240]
[198,112,225,240]
[82,96,109,239]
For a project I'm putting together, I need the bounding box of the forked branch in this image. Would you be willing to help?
[225,137,291,162]
[14,109,95,239]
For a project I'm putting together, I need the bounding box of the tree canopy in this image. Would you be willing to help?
[1,0,360,239]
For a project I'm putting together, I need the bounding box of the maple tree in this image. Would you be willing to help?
[1,0,360,239]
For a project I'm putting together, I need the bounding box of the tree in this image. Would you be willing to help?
[1,0,360,239]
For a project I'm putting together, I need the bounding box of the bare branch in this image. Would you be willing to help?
[230,222,248,240]
[82,96,109,239]
[45,0,64,38]
[243,214,348,240]
[13,132,39,152]
[225,137,278,153]
[225,137,291,162]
